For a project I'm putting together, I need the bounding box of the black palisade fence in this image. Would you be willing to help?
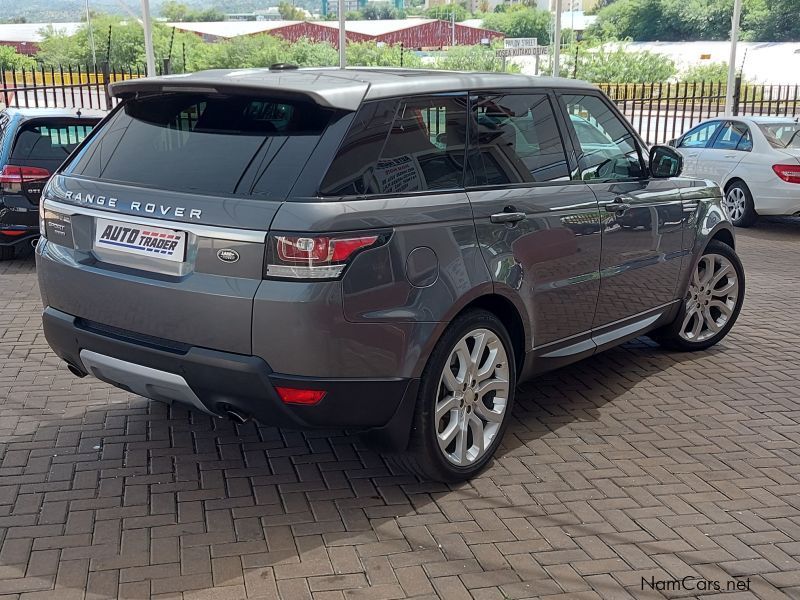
[0,65,798,143]
[599,78,800,144]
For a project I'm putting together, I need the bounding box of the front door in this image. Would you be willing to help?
[466,91,602,350]
[694,120,752,185]
[557,92,686,332]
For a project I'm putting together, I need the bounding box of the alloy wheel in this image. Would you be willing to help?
[679,253,740,343]
[724,187,746,222]
[434,328,510,466]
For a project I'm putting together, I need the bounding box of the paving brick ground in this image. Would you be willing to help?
[1,219,799,600]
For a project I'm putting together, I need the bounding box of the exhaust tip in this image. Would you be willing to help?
[31,238,39,249]
[226,409,249,425]
[66,363,87,378]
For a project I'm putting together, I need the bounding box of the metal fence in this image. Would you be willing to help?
[599,79,800,144]
[0,64,153,112]
[1,65,798,144]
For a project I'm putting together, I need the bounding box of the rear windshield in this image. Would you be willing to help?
[757,122,800,149]
[11,121,96,162]
[66,94,333,198]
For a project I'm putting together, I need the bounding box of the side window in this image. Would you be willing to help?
[320,95,467,197]
[710,122,752,152]
[375,96,466,194]
[468,93,570,186]
[560,94,644,181]
[679,121,721,149]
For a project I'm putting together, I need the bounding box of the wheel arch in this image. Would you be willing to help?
[709,227,735,250]
[458,294,527,374]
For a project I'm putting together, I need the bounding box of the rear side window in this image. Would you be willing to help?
[68,94,333,198]
[468,93,570,186]
[320,95,467,197]
[711,122,751,152]
[11,122,95,161]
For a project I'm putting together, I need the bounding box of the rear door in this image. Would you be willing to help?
[466,90,602,351]
[40,93,339,354]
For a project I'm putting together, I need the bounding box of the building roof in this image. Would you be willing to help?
[109,67,593,111]
[313,19,437,36]
[167,21,301,38]
[0,22,81,43]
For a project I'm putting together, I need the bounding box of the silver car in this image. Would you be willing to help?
[36,68,745,481]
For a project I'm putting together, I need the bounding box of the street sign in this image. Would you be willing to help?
[504,38,538,49]
[495,46,549,58]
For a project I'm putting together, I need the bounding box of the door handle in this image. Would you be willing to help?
[490,211,526,224]
[605,196,632,213]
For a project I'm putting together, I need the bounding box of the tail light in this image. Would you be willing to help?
[265,231,388,280]
[275,386,326,405]
[0,165,50,194]
[772,164,800,184]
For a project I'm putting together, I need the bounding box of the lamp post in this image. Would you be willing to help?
[725,0,743,116]
[552,0,562,78]
[338,0,346,68]
[141,0,156,77]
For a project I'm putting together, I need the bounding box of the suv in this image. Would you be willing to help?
[0,108,102,259]
[36,69,745,481]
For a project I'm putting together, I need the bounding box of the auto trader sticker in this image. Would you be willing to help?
[94,217,186,263]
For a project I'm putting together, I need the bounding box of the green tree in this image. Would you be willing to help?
[36,16,206,69]
[432,42,517,71]
[362,3,402,19]
[743,0,800,41]
[557,41,676,82]
[278,2,307,20]
[482,6,551,44]
[425,4,469,21]
[346,42,423,67]
[0,46,36,69]
[680,61,730,82]
[160,1,226,21]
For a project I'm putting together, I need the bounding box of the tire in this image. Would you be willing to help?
[649,240,745,352]
[0,246,14,261]
[724,181,758,227]
[395,309,516,482]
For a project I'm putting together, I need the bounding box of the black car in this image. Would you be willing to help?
[0,108,103,259]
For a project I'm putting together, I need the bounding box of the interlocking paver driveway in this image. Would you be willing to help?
[1,220,799,600]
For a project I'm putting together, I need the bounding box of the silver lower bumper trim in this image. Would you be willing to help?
[79,349,216,415]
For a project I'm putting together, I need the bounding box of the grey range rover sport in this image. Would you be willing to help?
[36,68,745,481]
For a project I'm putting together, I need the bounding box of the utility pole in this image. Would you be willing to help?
[725,0,743,116]
[85,0,97,65]
[338,0,346,68]
[552,0,562,77]
[141,0,156,77]
[451,8,456,47]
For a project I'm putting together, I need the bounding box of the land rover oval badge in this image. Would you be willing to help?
[217,249,240,263]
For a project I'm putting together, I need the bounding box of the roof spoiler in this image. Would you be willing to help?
[108,76,367,111]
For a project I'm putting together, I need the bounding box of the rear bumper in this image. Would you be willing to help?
[42,307,418,436]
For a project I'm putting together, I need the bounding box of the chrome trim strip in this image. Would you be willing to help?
[79,350,217,416]
[44,198,267,243]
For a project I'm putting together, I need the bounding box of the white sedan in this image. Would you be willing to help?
[671,116,800,226]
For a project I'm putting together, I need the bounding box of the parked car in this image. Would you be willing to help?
[36,69,745,481]
[0,108,103,259]
[670,116,800,227]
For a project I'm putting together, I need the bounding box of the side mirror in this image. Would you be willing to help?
[667,138,678,147]
[649,145,683,178]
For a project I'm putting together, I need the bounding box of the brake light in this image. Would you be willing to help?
[266,232,385,280]
[772,164,800,184]
[0,165,50,194]
[275,386,326,405]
